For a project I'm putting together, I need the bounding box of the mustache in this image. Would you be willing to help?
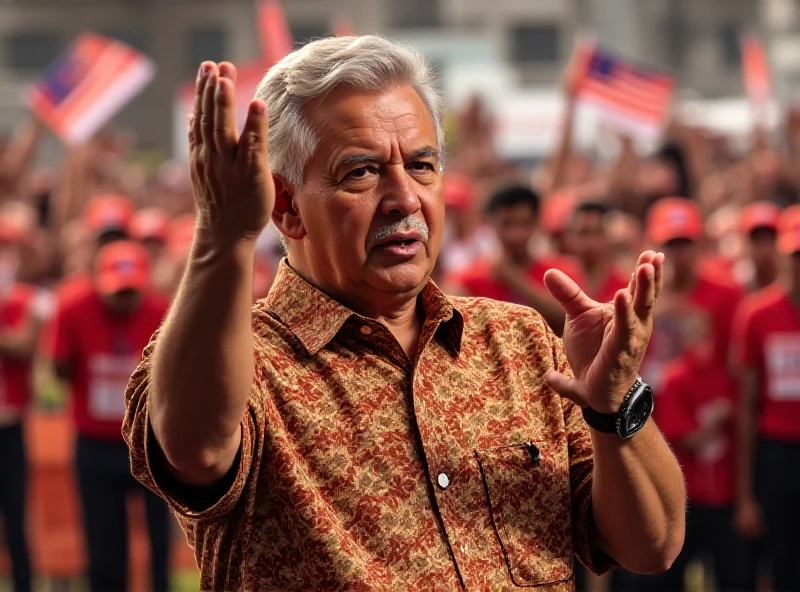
[367,217,430,249]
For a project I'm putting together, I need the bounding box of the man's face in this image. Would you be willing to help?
[290,85,443,300]
[748,227,778,268]
[663,238,699,280]
[100,288,142,316]
[570,211,607,266]
[489,203,537,259]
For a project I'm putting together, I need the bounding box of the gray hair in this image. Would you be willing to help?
[255,35,445,188]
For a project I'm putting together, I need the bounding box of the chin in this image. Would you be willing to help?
[367,261,431,294]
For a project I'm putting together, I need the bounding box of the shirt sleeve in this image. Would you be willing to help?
[546,322,617,575]
[122,330,266,521]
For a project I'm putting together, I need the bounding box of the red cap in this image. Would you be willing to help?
[778,205,800,255]
[740,201,781,235]
[129,207,170,242]
[0,217,29,245]
[443,173,476,210]
[541,190,578,235]
[647,197,703,245]
[84,194,134,236]
[167,214,195,258]
[94,240,150,295]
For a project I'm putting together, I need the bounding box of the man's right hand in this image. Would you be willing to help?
[189,61,274,249]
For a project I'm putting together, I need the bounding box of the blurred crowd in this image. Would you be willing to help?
[1,67,800,592]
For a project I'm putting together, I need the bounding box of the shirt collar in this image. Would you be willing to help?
[264,259,463,356]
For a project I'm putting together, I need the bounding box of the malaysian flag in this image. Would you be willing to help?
[574,41,674,138]
[27,33,156,145]
[741,32,771,105]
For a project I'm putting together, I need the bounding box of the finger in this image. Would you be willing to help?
[200,65,218,150]
[237,99,270,175]
[632,263,656,321]
[213,76,238,156]
[653,251,665,299]
[543,269,598,317]
[609,289,636,348]
[193,63,211,149]
[218,61,238,85]
[545,370,589,407]
[187,114,197,151]
[628,250,657,298]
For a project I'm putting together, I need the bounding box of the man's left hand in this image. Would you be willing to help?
[542,251,664,413]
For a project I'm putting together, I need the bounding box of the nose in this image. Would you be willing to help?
[377,164,421,218]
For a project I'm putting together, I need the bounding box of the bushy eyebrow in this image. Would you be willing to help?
[339,147,440,167]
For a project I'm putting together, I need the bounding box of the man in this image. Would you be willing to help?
[654,314,755,591]
[0,218,44,592]
[451,185,583,333]
[737,200,780,292]
[733,204,800,592]
[640,197,743,392]
[129,206,170,263]
[567,201,629,304]
[123,37,685,590]
[50,241,170,592]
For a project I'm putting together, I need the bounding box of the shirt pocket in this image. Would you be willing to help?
[475,438,573,587]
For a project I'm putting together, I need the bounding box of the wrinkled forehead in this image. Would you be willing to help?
[306,84,438,154]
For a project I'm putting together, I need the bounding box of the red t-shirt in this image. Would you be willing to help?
[0,284,37,411]
[641,273,743,392]
[39,274,94,357]
[733,285,800,441]
[454,255,584,304]
[50,289,168,441]
[655,352,737,506]
[584,267,629,304]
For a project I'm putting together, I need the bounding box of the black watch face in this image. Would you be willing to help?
[621,385,654,437]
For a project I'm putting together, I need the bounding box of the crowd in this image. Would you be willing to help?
[0,54,798,592]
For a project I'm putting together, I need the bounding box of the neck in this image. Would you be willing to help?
[509,251,532,267]
[670,272,696,294]
[754,265,777,290]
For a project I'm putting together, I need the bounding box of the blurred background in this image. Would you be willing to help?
[1,0,800,591]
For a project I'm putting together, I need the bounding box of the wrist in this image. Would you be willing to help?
[191,231,259,263]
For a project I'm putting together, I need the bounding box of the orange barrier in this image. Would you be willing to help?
[0,411,198,588]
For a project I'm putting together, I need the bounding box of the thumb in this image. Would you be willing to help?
[545,370,589,408]
[543,269,597,316]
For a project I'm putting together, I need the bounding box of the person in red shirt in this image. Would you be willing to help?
[640,197,743,392]
[0,219,46,592]
[50,241,170,592]
[451,185,583,333]
[566,201,629,303]
[651,314,756,592]
[737,200,781,293]
[733,204,800,592]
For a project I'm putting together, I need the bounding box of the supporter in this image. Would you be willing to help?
[0,217,46,592]
[129,207,169,263]
[436,172,497,280]
[540,190,578,256]
[733,204,800,592]
[566,201,628,303]
[650,313,755,591]
[640,197,743,391]
[735,200,781,292]
[48,240,170,592]
[451,185,582,333]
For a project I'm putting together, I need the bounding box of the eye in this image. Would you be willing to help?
[408,161,435,172]
[345,166,377,180]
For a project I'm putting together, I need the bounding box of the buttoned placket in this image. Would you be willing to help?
[408,318,469,590]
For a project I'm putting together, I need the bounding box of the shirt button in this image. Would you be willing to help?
[437,473,450,490]
[360,326,373,335]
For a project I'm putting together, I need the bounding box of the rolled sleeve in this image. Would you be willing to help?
[122,335,262,521]
[547,325,617,575]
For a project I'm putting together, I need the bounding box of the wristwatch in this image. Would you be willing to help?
[581,376,654,439]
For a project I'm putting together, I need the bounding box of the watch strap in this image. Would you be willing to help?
[580,377,645,436]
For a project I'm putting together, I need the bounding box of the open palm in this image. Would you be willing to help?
[543,251,663,413]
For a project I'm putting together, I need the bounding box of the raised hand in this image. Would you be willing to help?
[542,251,664,413]
[189,61,274,248]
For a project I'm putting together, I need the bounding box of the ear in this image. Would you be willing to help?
[271,174,306,241]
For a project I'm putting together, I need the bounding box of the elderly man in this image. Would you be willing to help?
[123,36,685,590]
